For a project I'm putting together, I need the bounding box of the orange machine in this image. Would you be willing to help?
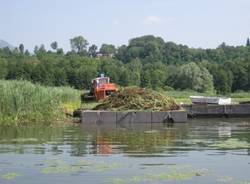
[83,75,117,101]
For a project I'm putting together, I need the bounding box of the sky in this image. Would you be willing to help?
[0,0,250,51]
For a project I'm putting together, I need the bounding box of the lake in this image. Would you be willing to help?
[0,119,250,184]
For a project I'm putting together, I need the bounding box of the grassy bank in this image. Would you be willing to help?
[0,80,81,124]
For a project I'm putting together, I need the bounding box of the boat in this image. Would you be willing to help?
[190,96,231,105]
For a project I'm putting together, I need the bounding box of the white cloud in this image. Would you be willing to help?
[143,16,163,25]
[112,20,120,25]
[142,16,175,25]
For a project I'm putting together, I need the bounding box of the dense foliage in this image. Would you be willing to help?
[1,35,250,94]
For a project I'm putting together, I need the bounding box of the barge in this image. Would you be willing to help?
[190,96,232,105]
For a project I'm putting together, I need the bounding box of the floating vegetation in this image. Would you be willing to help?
[238,181,250,184]
[107,166,210,184]
[110,178,126,184]
[216,176,250,184]
[217,176,234,183]
[93,87,180,111]
[144,130,159,134]
[145,172,195,181]
[1,172,19,180]
[210,138,250,149]
[0,138,39,144]
[41,164,81,174]
[92,162,121,172]
[41,159,122,174]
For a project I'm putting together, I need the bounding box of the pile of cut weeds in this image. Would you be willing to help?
[93,87,180,111]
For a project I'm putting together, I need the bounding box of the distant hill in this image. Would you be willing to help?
[0,39,14,49]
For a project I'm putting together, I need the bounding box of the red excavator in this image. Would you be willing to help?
[82,74,118,102]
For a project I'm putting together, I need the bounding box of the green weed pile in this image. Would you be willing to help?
[0,80,80,124]
[94,87,180,111]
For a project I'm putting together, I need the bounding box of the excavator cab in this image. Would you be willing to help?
[92,76,117,100]
[82,75,117,102]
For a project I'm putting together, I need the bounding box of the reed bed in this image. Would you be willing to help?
[0,80,81,124]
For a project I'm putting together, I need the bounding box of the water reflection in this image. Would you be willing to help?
[218,126,232,137]
[0,119,250,184]
[0,118,249,156]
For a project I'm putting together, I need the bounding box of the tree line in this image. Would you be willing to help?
[0,35,250,94]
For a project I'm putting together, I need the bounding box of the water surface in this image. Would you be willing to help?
[0,119,250,184]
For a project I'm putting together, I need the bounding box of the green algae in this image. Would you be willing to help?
[217,176,234,183]
[145,170,203,182]
[41,159,122,174]
[93,162,121,172]
[238,181,250,184]
[107,167,210,184]
[41,165,81,174]
[216,176,250,184]
[0,138,39,144]
[186,139,213,146]
[130,176,143,183]
[42,159,86,174]
[210,138,250,149]
[1,172,19,180]
[144,130,159,134]
[110,178,126,184]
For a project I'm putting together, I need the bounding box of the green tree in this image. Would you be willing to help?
[225,61,248,91]
[24,50,30,56]
[88,44,98,57]
[246,38,250,47]
[50,41,58,51]
[34,46,39,55]
[141,70,151,88]
[70,36,89,54]
[56,48,64,55]
[210,66,232,94]
[119,68,131,86]
[53,68,67,86]
[174,62,214,93]
[127,58,142,86]
[19,44,24,54]
[0,58,8,79]
[99,44,116,56]
[127,35,165,63]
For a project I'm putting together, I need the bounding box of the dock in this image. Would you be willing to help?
[74,104,250,124]
[183,104,250,118]
[74,110,187,124]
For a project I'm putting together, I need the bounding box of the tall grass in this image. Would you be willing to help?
[0,80,81,124]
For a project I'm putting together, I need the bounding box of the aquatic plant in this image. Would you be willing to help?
[110,178,126,184]
[0,80,81,124]
[0,138,39,144]
[210,138,250,149]
[41,159,122,174]
[238,181,250,184]
[1,172,19,180]
[107,166,210,184]
[42,159,82,174]
[217,176,234,183]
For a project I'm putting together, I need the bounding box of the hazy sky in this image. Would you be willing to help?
[1,0,250,51]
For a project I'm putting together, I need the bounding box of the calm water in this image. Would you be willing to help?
[0,119,250,184]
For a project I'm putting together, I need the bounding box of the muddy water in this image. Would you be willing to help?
[0,119,250,184]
